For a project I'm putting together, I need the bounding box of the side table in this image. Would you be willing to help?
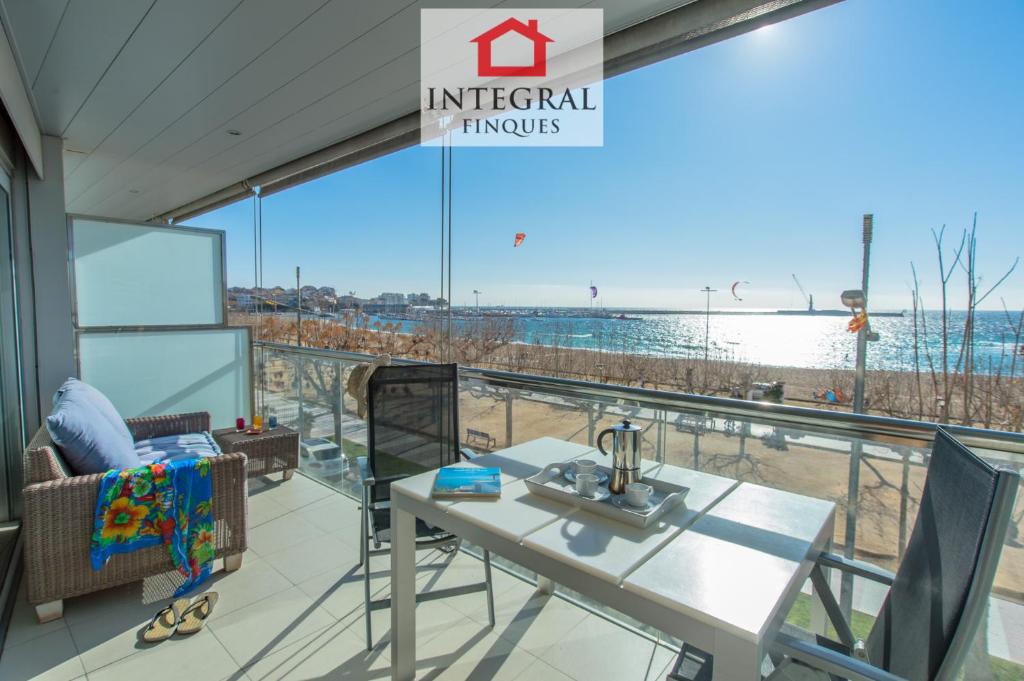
[213,426,299,481]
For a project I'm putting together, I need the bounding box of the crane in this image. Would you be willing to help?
[791,274,814,312]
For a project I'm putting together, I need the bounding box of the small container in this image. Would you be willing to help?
[235,417,245,431]
[253,414,264,431]
[268,415,278,429]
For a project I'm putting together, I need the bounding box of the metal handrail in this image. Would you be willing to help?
[255,341,1024,455]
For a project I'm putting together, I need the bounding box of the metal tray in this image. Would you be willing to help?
[524,461,689,528]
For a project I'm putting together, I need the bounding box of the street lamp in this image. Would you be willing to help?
[473,289,482,315]
[839,214,874,620]
[699,286,717,362]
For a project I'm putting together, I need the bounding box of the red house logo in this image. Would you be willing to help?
[471,18,553,78]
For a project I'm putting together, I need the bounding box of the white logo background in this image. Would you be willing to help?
[420,8,604,147]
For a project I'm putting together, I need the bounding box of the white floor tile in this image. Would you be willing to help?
[539,614,673,681]
[415,616,538,681]
[0,627,85,681]
[512,657,576,681]
[247,495,291,529]
[205,557,294,621]
[242,619,388,681]
[263,533,360,585]
[4,582,67,650]
[62,581,153,630]
[294,493,363,535]
[207,586,337,667]
[86,630,238,681]
[486,590,589,657]
[247,513,325,557]
[296,566,384,626]
[253,476,335,512]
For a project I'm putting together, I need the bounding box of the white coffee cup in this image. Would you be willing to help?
[575,473,599,498]
[625,482,653,507]
[573,459,597,476]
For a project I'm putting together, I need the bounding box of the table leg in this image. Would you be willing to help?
[713,631,762,680]
[537,575,554,595]
[390,496,417,681]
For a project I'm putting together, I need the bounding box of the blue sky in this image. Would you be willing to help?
[192,0,1023,311]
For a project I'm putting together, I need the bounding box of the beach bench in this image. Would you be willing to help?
[466,427,497,450]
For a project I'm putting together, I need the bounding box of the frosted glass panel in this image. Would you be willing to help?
[72,218,224,326]
[78,329,250,428]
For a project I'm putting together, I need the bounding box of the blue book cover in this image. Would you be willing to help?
[432,466,501,499]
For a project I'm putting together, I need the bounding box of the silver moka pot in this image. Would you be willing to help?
[596,418,643,494]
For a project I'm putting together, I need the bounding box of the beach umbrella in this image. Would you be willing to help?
[513,232,526,247]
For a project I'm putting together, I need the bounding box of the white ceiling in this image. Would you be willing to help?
[0,0,693,221]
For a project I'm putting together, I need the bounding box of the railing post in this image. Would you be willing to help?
[296,355,306,438]
[334,360,344,452]
[897,445,911,561]
[587,402,596,447]
[693,420,701,470]
[505,390,513,448]
[840,439,862,620]
[656,409,666,463]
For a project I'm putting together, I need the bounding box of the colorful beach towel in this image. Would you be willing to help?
[91,458,215,596]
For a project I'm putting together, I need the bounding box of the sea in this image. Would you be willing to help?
[370,309,1022,374]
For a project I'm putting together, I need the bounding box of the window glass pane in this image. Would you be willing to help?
[72,218,225,327]
[78,328,250,428]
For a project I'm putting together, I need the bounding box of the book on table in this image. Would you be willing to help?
[432,466,501,499]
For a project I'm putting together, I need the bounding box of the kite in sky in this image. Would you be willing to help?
[590,285,598,299]
[513,232,526,247]
[730,281,750,301]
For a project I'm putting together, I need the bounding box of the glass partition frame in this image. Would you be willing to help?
[66,214,228,330]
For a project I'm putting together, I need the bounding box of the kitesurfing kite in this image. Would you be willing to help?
[513,232,526,247]
[590,285,598,299]
[730,281,750,301]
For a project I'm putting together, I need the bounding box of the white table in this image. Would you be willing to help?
[389,437,835,680]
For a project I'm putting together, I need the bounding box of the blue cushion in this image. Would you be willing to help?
[52,378,134,445]
[135,432,222,464]
[46,378,140,475]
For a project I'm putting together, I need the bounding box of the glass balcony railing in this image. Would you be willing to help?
[254,340,1024,679]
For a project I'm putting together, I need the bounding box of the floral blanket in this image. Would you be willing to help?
[91,458,215,596]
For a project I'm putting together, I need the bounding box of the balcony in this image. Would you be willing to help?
[1,342,1022,679]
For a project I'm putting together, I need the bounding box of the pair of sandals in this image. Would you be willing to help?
[142,592,219,643]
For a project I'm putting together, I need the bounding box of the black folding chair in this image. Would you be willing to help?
[355,363,495,650]
[668,428,1018,681]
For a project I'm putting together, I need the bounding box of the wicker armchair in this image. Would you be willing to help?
[22,411,248,623]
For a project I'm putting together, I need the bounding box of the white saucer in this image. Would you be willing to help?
[611,495,656,513]
[564,468,609,484]
[573,486,611,502]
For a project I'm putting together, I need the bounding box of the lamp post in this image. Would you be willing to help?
[473,289,482,315]
[699,286,717,362]
[839,214,874,620]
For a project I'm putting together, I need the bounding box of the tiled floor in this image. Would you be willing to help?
[1,473,679,681]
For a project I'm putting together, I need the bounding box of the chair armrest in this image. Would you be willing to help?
[819,552,895,586]
[126,412,211,440]
[460,447,480,461]
[772,633,908,681]
[356,456,375,486]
